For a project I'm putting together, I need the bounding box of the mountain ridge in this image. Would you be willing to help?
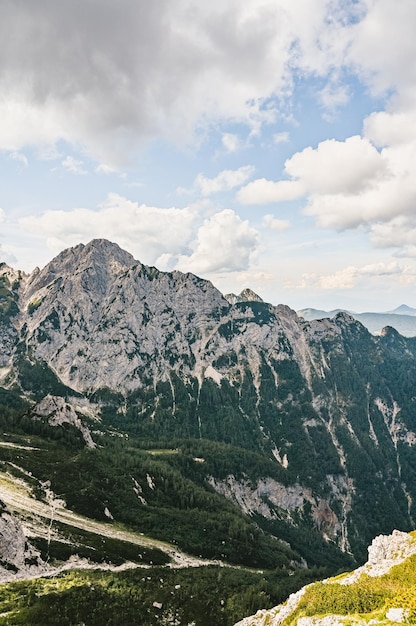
[298,305,416,337]
[1,238,416,579]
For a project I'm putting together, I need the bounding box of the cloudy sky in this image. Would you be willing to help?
[1,0,416,312]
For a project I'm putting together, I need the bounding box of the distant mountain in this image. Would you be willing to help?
[298,306,416,337]
[224,288,264,305]
[2,239,416,605]
[387,304,416,316]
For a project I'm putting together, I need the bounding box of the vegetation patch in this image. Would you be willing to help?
[283,554,416,626]
[0,565,323,626]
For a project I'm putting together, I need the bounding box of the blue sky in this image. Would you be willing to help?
[1,0,416,312]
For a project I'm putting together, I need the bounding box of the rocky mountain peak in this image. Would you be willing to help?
[225,288,263,305]
[0,263,26,285]
[23,239,137,301]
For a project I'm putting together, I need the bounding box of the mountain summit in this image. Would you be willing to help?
[1,238,416,569]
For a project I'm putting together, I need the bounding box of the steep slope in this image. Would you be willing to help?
[1,239,416,568]
[235,529,416,626]
[17,238,228,393]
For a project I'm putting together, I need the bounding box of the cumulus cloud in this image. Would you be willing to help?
[62,156,86,175]
[221,133,242,153]
[1,0,415,171]
[364,110,416,148]
[0,245,18,266]
[239,131,416,237]
[20,194,198,264]
[370,217,416,251]
[0,0,371,168]
[232,0,416,254]
[294,261,413,291]
[239,135,388,208]
[238,178,305,204]
[195,166,254,196]
[20,196,261,276]
[347,0,416,98]
[285,136,387,195]
[262,214,290,231]
[177,209,260,274]
[0,210,18,265]
[301,135,416,231]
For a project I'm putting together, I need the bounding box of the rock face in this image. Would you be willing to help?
[2,239,416,560]
[31,395,96,448]
[339,529,416,583]
[0,499,44,581]
[234,530,416,626]
[225,288,264,305]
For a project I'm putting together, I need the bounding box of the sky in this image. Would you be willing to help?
[1,0,416,312]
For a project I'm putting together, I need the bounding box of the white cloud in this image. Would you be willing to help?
[316,267,358,290]
[262,214,290,231]
[294,261,412,291]
[221,133,242,153]
[0,211,19,265]
[0,245,18,266]
[285,136,387,195]
[20,194,198,265]
[301,136,416,231]
[10,151,28,166]
[273,132,289,145]
[0,1,376,168]
[364,110,416,148]
[19,196,261,276]
[177,209,260,274]
[240,132,416,237]
[62,155,86,175]
[238,178,305,204]
[242,135,388,212]
[195,166,254,196]
[286,261,416,291]
[347,0,416,97]
[318,83,350,119]
[370,217,416,251]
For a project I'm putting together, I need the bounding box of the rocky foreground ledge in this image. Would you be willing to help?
[235,529,416,626]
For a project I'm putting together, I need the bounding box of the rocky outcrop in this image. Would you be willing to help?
[234,530,416,626]
[0,499,45,581]
[339,529,416,583]
[31,395,97,448]
[208,475,342,541]
[225,288,264,304]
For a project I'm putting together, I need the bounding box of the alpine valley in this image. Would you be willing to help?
[1,238,416,625]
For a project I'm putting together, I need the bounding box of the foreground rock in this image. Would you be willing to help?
[0,499,45,581]
[235,530,416,626]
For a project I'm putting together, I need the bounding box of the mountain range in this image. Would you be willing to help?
[1,238,416,623]
[298,305,416,337]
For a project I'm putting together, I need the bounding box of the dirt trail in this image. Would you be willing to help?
[0,472,221,570]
